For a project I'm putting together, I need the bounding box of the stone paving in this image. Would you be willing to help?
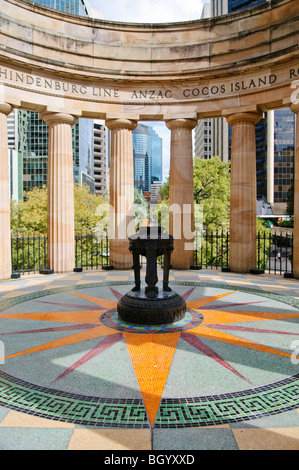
[0,268,299,450]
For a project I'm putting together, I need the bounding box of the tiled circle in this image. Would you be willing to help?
[0,281,298,428]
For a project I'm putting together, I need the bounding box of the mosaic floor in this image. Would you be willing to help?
[0,269,299,450]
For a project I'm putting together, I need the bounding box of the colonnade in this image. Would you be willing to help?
[0,103,298,279]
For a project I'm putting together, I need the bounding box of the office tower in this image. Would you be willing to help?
[23,0,95,193]
[148,127,163,183]
[273,109,295,203]
[211,0,227,16]
[208,0,293,212]
[94,122,108,195]
[133,123,163,194]
[256,116,268,198]
[7,109,29,199]
[194,2,229,163]
[228,0,266,12]
[226,0,293,209]
[31,0,92,16]
[133,124,152,193]
[194,120,211,160]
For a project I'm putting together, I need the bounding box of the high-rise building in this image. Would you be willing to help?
[31,0,92,16]
[207,0,293,213]
[133,124,152,193]
[194,119,211,160]
[93,121,108,195]
[273,109,295,203]
[228,0,266,12]
[194,2,229,162]
[133,123,163,193]
[7,109,29,199]
[21,0,95,194]
[148,127,163,183]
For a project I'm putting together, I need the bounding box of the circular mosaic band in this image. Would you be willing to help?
[0,281,298,429]
[0,369,298,428]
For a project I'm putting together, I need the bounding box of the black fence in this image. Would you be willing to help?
[74,231,111,270]
[192,230,293,276]
[11,234,47,275]
[11,230,294,277]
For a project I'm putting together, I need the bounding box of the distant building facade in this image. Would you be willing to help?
[133,123,163,194]
[19,0,95,194]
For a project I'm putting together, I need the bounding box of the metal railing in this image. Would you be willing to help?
[11,233,47,275]
[193,231,230,270]
[10,230,294,277]
[192,230,293,276]
[74,231,111,270]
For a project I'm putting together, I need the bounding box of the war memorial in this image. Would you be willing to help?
[0,0,299,450]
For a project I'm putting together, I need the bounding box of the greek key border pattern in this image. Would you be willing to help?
[0,370,298,428]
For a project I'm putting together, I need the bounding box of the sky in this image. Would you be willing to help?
[89,0,205,24]
[89,0,206,181]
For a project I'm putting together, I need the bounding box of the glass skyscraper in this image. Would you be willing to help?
[209,0,294,209]
[148,127,163,183]
[133,124,152,193]
[31,0,91,16]
[133,124,163,193]
[273,109,295,203]
[22,0,94,193]
[228,0,266,12]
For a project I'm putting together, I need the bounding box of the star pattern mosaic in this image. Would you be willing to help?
[0,281,299,428]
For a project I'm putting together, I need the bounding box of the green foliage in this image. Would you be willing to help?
[11,185,48,235]
[193,156,230,230]
[134,188,149,230]
[11,184,109,235]
[277,220,294,228]
[157,156,230,231]
[74,183,108,233]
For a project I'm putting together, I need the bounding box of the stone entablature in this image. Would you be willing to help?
[0,0,298,120]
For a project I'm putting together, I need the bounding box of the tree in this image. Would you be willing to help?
[11,184,109,235]
[193,156,230,230]
[74,183,108,232]
[11,186,48,234]
[158,156,231,231]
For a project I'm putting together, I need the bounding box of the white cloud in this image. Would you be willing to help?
[89,0,205,23]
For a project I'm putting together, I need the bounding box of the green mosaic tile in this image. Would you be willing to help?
[156,375,299,427]
[0,280,299,429]
[0,371,149,428]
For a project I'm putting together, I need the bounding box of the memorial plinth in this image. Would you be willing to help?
[117,227,186,325]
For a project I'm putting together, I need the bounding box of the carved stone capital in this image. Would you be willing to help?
[290,103,299,115]
[0,103,13,115]
[226,111,263,126]
[105,118,137,131]
[41,112,77,126]
[165,118,198,131]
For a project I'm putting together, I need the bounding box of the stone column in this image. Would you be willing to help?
[226,111,262,273]
[42,112,77,273]
[0,103,13,280]
[106,118,137,269]
[166,118,197,269]
[290,104,299,278]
